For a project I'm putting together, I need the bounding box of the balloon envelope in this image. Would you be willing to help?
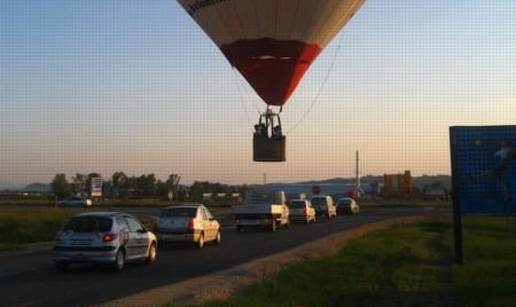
[177,0,366,106]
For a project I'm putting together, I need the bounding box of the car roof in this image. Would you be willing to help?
[163,203,204,210]
[76,211,123,218]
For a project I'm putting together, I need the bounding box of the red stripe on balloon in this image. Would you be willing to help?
[221,38,322,106]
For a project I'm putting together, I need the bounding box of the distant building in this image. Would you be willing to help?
[383,171,415,198]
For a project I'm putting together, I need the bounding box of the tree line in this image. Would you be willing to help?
[51,172,247,201]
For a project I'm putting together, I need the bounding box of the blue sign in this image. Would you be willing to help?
[450,126,516,215]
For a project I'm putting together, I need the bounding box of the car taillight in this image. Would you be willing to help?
[54,234,63,242]
[187,218,195,233]
[303,207,307,215]
[102,233,117,242]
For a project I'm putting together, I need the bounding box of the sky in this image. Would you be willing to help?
[1,0,516,187]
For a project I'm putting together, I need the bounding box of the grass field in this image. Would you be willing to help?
[0,208,78,249]
[183,217,516,307]
[0,208,158,249]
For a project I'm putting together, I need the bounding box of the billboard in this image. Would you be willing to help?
[450,126,516,215]
[90,177,102,198]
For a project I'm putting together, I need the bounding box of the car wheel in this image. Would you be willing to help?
[271,220,277,232]
[215,231,222,244]
[55,261,69,273]
[285,220,290,229]
[147,242,157,263]
[113,249,125,272]
[197,233,205,249]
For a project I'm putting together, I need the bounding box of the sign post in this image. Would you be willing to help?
[449,127,464,264]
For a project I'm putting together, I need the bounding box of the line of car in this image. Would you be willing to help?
[52,196,359,272]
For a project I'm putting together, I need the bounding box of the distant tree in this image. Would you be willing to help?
[51,174,70,198]
[71,173,87,194]
[189,181,206,201]
[156,180,169,199]
[112,172,127,189]
[136,174,157,198]
[166,174,181,192]
[176,188,188,201]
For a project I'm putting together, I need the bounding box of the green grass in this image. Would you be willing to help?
[0,208,79,249]
[181,217,516,307]
[0,208,157,249]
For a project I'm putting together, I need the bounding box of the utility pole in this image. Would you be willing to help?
[355,150,360,188]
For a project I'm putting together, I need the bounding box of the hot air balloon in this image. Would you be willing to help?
[177,0,366,162]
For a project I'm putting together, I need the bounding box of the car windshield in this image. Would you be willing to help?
[311,198,327,206]
[63,216,112,233]
[160,207,197,218]
[338,199,352,205]
[290,201,306,209]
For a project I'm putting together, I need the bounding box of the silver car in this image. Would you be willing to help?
[53,212,158,272]
[289,199,317,223]
[155,204,221,249]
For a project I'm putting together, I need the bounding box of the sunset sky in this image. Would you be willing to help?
[1,0,516,186]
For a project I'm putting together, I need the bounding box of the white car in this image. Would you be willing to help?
[289,199,316,223]
[311,195,337,219]
[336,197,360,215]
[58,196,93,207]
[155,204,221,249]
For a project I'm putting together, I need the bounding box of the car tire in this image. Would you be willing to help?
[285,220,290,229]
[113,249,125,272]
[55,261,69,273]
[215,231,222,244]
[197,233,204,249]
[147,242,157,263]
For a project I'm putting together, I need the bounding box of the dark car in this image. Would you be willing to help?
[336,197,360,215]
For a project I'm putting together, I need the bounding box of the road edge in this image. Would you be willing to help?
[98,215,438,307]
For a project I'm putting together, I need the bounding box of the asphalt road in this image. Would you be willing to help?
[0,208,443,307]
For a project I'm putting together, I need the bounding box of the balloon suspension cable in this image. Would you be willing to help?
[231,67,262,115]
[231,67,257,130]
[285,31,346,135]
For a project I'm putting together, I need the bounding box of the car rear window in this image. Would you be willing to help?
[311,198,327,206]
[63,216,113,233]
[160,207,197,218]
[338,199,352,205]
[290,201,306,209]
